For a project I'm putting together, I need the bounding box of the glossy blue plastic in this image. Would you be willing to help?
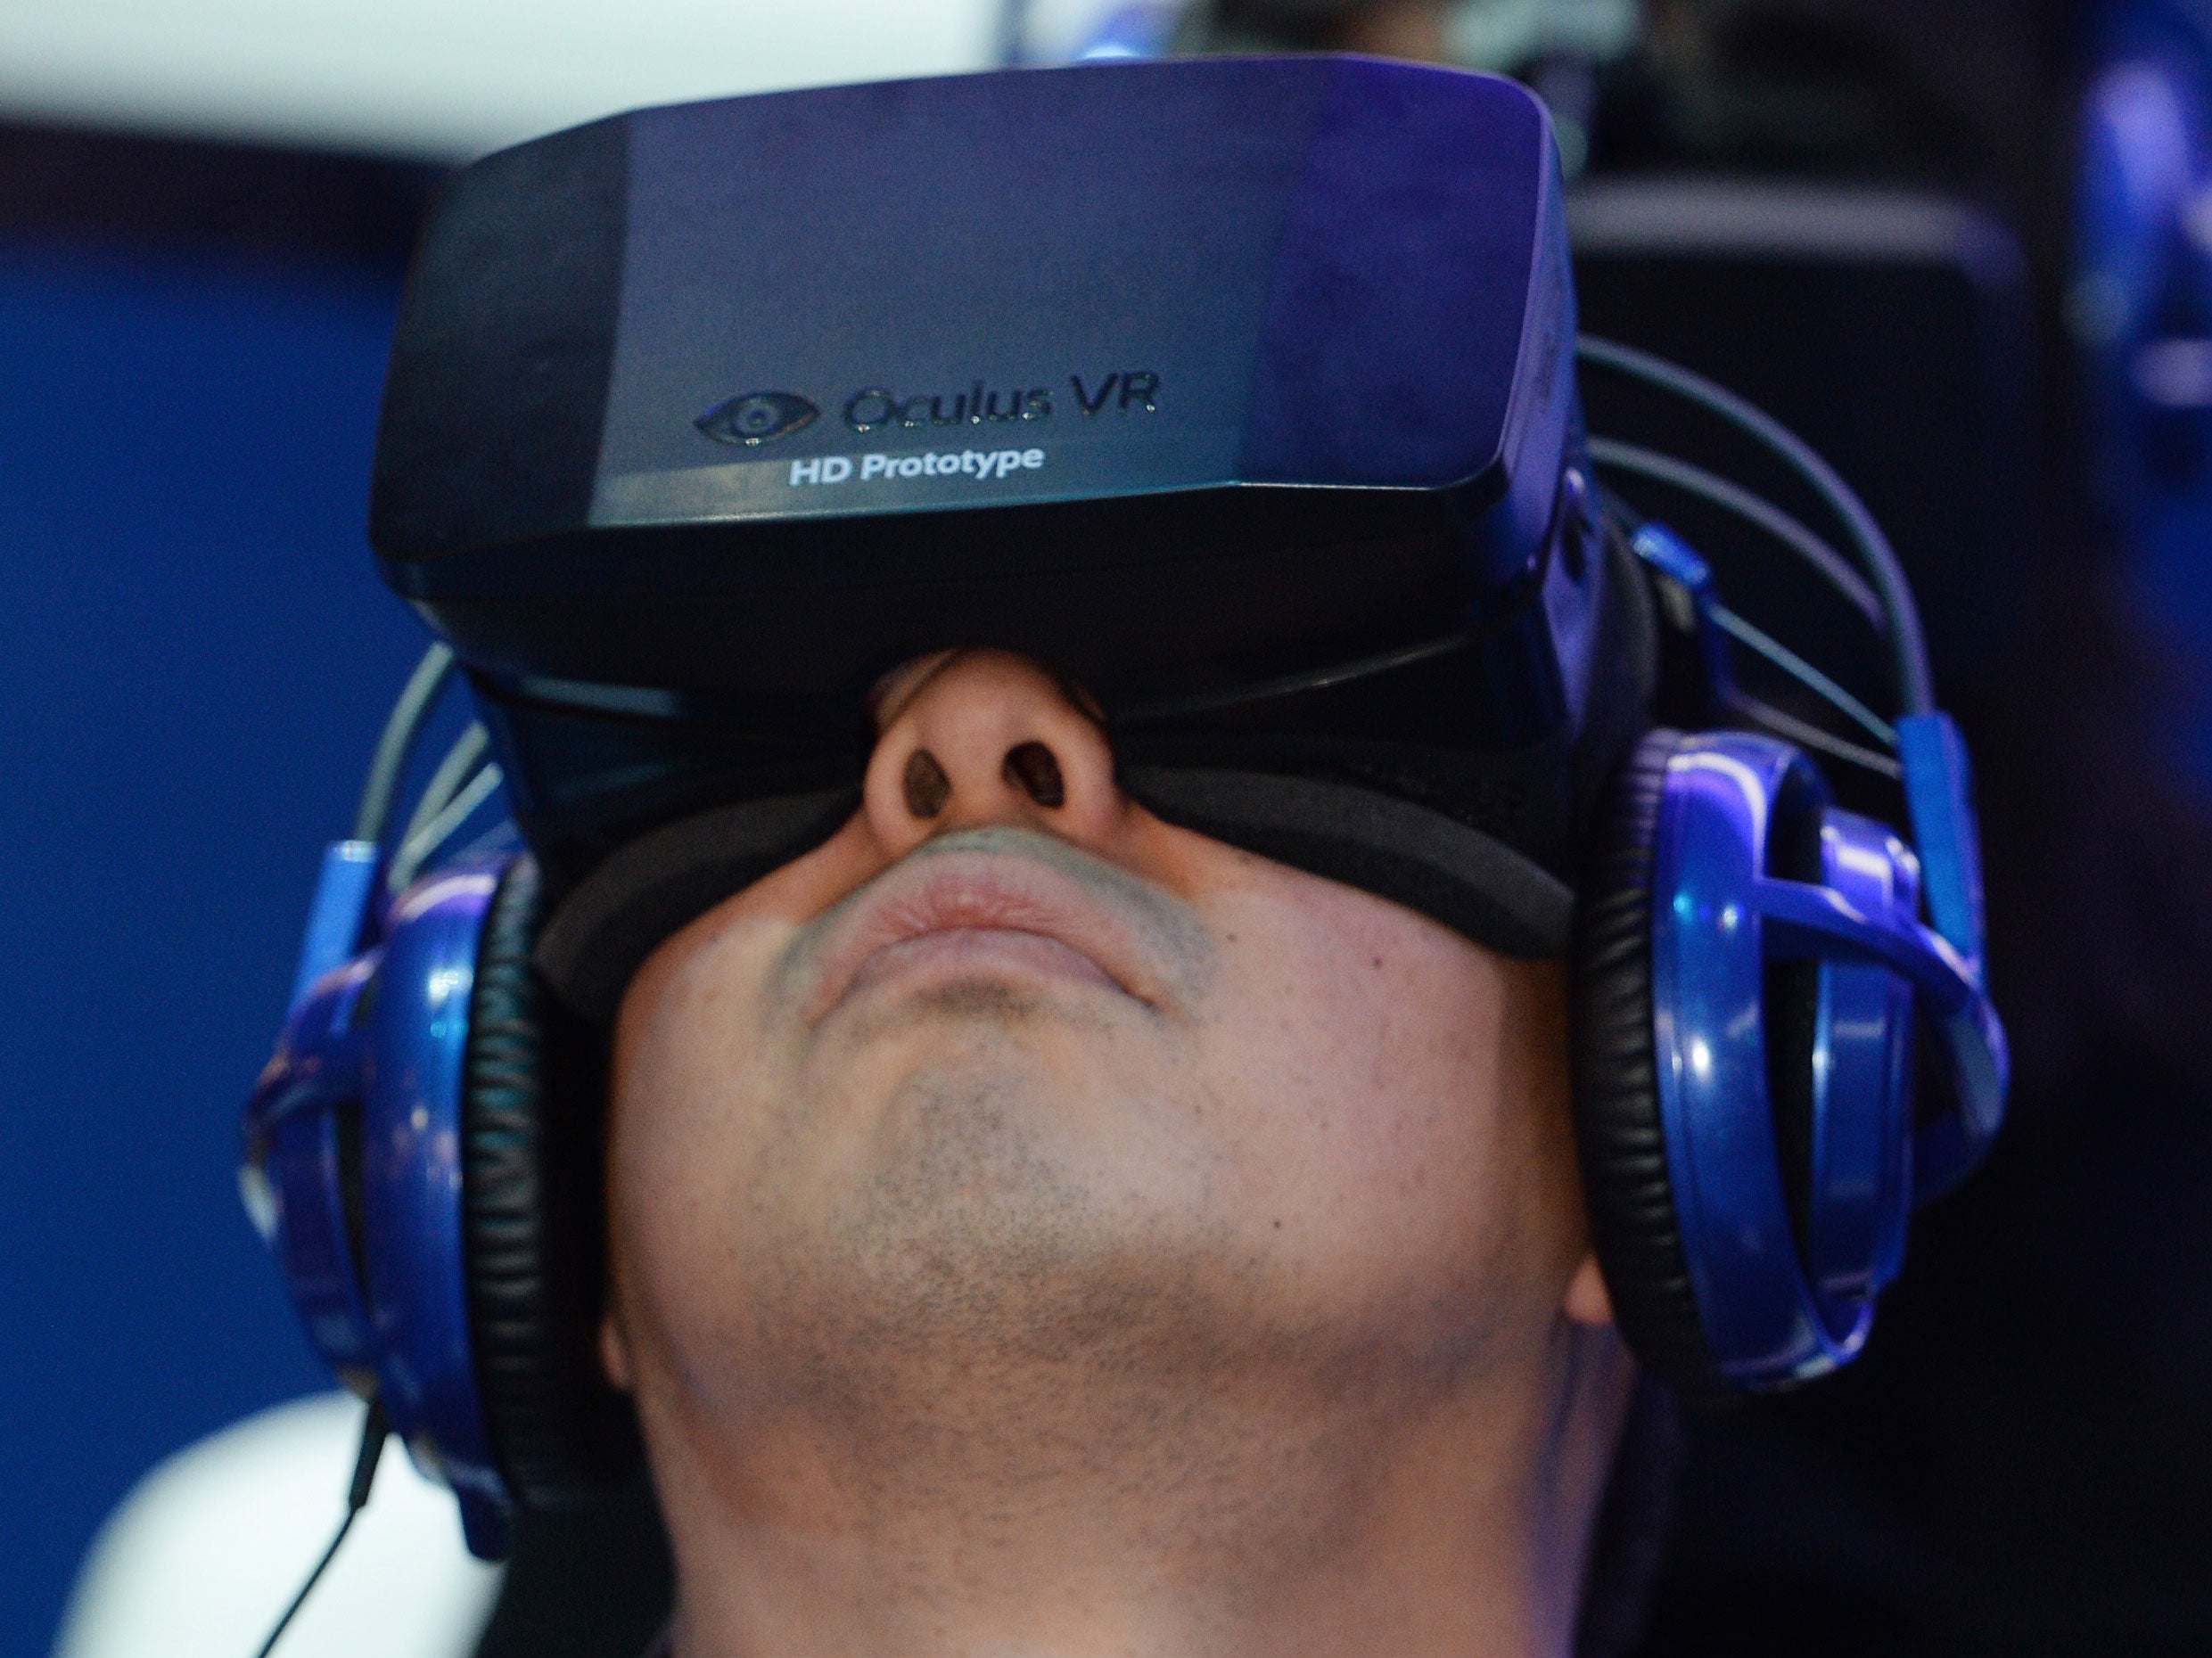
[243,957,380,1388]
[358,866,510,1557]
[288,840,380,1007]
[1754,861,2008,1202]
[1806,810,1920,1301]
[243,853,514,1558]
[1649,732,2009,1386]
[1896,711,1987,971]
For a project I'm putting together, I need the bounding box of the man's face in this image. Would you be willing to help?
[600,649,1606,1528]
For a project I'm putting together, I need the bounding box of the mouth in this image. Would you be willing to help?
[802,834,1163,1022]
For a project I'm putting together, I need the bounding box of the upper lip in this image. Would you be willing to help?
[802,841,1157,1021]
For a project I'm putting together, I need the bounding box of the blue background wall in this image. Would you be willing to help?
[0,235,422,1654]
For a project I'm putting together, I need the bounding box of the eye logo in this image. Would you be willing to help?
[696,391,819,447]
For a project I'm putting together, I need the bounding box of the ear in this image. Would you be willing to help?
[1564,1250,1616,1327]
[598,1309,636,1393]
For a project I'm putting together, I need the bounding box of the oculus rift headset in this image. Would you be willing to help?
[240,55,2009,1560]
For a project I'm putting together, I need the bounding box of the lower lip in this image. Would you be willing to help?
[843,926,1122,1005]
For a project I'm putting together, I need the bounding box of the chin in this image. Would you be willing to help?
[823,954,1148,1047]
[813,977,1174,1147]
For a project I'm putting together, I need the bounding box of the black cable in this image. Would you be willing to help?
[353,645,456,844]
[1592,479,1901,772]
[1707,603,1896,749]
[1731,693,1904,781]
[387,762,506,896]
[385,723,497,895]
[1577,334,1933,715]
[251,1399,390,1658]
[1113,630,1475,725]
[1586,437,1884,629]
[401,723,490,850]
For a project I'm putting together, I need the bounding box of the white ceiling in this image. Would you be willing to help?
[0,0,1017,160]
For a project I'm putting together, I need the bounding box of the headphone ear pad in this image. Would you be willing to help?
[463,853,640,1505]
[1571,729,1730,1399]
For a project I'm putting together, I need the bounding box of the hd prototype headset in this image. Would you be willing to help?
[241,54,2007,1570]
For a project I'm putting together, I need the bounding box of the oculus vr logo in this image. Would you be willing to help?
[696,391,820,447]
[695,371,1163,450]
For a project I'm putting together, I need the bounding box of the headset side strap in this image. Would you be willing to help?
[1896,711,1988,976]
[1755,873,2009,1196]
[289,841,382,1009]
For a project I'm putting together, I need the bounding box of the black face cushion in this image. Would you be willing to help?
[1568,727,1731,1399]
[531,769,1578,1029]
[463,854,640,1506]
[532,790,863,1026]
[1120,767,1575,957]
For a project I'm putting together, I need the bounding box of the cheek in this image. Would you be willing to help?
[1192,877,1579,1316]
[604,816,895,1334]
[604,918,802,1350]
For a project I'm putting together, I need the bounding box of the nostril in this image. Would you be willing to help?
[903,749,951,817]
[1003,741,1066,808]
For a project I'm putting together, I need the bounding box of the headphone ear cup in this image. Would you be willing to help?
[463,853,640,1505]
[1570,728,1731,1399]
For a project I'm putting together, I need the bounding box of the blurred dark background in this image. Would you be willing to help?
[9,2,2212,1654]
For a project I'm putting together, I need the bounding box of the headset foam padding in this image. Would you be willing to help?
[533,790,861,1026]
[1121,766,1575,959]
[1569,728,1731,1399]
[463,853,640,1504]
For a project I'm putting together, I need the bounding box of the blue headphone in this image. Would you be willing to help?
[243,341,2008,1560]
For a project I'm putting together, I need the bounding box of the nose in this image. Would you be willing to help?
[861,650,1123,858]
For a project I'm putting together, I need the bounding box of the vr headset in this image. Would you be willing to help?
[242,55,2008,1560]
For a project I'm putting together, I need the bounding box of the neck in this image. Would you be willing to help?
[639,1318,1632,1658]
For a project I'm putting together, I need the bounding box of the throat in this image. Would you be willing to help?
[635,1310,1586,1658]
